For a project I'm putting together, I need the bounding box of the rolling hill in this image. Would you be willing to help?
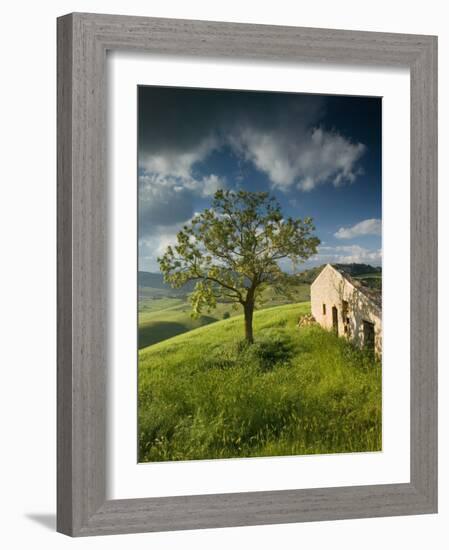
[138,273,310,348]
[138,302,382,462]
[138,263,381,348]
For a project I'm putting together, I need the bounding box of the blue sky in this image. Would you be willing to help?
[138,86,381,273]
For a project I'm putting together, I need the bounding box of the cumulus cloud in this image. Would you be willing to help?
[334,218,381,239]
[139,227,181,272]
[230,126,365,192]
[138,127,224,240]
[139,136,219,180]
[138,87,366,198]
[138,171,225,238]
[139,211,207,272]
[137,87,372,267]
[316,244,381,265]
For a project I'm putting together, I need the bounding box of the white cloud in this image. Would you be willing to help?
[139,222,187,272]
[138,171,226,237]
[139,208,210,272]
[334,218,381,239]
[190,174,224,198]
[137,97,370,263]
[316,244,381,265]
[138,109,366,199]
[139,136,218,180]
[230,126,365,191]
[138,134,226,240]
[139,91,367,196]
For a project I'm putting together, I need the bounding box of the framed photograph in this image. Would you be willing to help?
[57,13,437,536]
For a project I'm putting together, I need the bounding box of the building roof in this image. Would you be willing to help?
[330,264,382,310]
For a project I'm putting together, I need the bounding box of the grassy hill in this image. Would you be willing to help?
[139,299,232,348]
[138,271,195,295]
[138,263,381,348]
[138,303,382,462]
[138,280,310,348]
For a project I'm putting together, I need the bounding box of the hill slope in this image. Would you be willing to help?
[138,263,380,348]
[138,303,382,462]
[138,282,310,348]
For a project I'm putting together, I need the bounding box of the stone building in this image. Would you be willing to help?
[310,264,382,356]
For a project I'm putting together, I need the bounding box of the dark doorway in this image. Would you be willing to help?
[332,306,339,335]
[363,320,375,351]
[342,300,350,335]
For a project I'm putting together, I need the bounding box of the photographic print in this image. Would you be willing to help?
[138,86,382,463]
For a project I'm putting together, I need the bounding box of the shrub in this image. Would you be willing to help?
[242,331,294,371]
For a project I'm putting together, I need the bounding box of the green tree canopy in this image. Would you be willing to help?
[158,189,320,343]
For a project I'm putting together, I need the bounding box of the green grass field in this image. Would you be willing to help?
[138,283,310,348]
[138,302,382,462]
[139,300,233,348]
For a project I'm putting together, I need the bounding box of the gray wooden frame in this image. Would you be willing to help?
[57,12,438,537]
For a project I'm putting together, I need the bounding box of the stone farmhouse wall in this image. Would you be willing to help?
[310,264,382,357]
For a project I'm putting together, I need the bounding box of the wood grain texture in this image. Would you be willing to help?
[57,13,74,536]
[409,37,438,508]
[57,12,438,536]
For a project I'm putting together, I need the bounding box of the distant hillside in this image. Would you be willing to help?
[138,271,168,289]
[140,264,381,292]
[334,263,382,277]
[138,271,310,348]
[138,271,195,294]
[137,265,380,348]
[296,263,381,284]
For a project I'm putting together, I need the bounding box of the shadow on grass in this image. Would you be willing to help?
[139,316,216,349]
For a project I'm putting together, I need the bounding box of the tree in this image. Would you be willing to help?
[158,190,320,344]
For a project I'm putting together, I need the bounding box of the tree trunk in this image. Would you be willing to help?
[244,301,254,344]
